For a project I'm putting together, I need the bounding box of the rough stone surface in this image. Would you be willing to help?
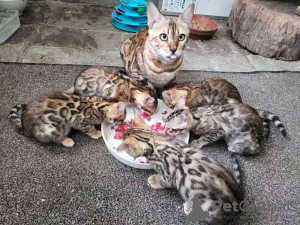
[21,46,79,64]
[246,55,300,72]
[0,1,300,72]
[0,63,299,225]
[228,0,300,61]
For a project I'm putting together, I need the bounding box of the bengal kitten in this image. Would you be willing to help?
[165,98,287,155]
[10,92,126,147]
[162,77,243,109]
[162,78,274,137]
[72,67,158,114]
[117,112,242,224]
[120,2,195,88]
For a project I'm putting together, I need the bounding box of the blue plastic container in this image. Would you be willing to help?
[112,0,148,33]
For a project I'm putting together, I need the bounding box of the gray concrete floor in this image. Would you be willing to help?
[0,63,299,225]
[0,1,299,72]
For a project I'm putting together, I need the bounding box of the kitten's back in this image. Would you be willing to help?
[163,78,242,108]
[74,67,120,97]
[127,129,241,221]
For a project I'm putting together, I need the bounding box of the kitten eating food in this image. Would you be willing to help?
[165,98,287,155]
[72,67,158,114]
[117,112,242,223]
[162,77,243,109]
[10,91,126,147]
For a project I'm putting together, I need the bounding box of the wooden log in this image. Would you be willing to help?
[228,0,300,61]
[296,6,300,16]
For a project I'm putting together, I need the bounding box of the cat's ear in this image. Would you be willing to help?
[117,138,132,152]
[179,3,195,25]
[174,96,187,110]
[147,2,164,29]
[181,109,191,122]
[133,110,149,129]
[144,96,155,106]
[115,102,126,114]
[109,87,119,99]
[162,90,173,103]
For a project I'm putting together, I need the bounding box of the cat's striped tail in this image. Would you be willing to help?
[9,104,26,129]
[256,109,287,137]
[231,153,241,185]
[231,153,245,204]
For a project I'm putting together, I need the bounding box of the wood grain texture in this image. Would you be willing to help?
[228,0,300,61]
[296,6,300,16]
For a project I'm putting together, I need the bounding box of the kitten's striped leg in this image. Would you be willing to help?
[87,129,102,139]
[228,135,260,155]
[77,125,102,139]
[131,72,145,81]
[191,131,223,149]
[148,174,173,189]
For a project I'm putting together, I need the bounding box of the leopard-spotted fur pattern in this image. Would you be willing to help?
[72,67,158,114]
[165,100,287,155]
[120,3,195,88]
[10,92,126,147]
[117,113,242,224]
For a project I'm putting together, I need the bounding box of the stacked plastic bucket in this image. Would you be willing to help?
[111,0,148,32]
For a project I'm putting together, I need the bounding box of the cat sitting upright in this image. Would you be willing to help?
[120,2,195,88]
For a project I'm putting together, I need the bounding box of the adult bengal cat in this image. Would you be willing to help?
[120,2,195,88]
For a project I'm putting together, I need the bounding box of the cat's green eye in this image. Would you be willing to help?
[178,34,185,41]
[160,33,168,41]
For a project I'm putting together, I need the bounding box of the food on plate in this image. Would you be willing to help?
[114,120,133,139]
[140,112,152,121]
[102,99,189,169]
[113,113,169,140]
[134,156,150,164]
[150,122,168,137]
[114,120,168,140]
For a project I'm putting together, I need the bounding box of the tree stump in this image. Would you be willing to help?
[296,6,300,16]
[228,0,300,61]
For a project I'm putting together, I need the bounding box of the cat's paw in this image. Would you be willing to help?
[88,130,102,139]
[191,140,198,147]
[132,73,144,81]
[191,140,203,149]
[61,138,74,147]
[64,87,75,94]
[183,201,193,215]
[148,175,164,189]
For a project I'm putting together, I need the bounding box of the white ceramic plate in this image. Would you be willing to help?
[101,100,190,169]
